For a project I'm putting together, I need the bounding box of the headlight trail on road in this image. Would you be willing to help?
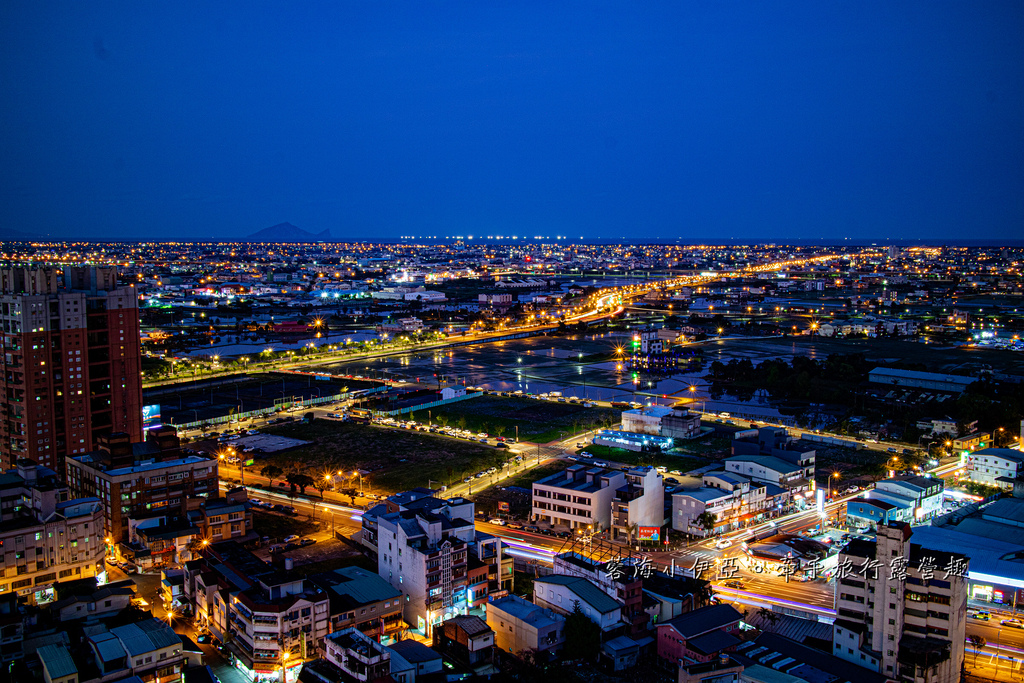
[502,539,558,558]
[504,547,556,563]
[715,585,837,617]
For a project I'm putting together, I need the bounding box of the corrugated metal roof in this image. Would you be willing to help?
[91,631,127,662]
[110,617,180,656]
[37,644,78,679]
[330,566,401,605]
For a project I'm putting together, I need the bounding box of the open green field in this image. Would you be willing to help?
[576,444,712,472]
[426,395,620,444]
[258,419,507,494]
[471,461,568,518]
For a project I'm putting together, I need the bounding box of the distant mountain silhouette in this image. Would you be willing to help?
[246,223,332,242]
[0,227,52,242]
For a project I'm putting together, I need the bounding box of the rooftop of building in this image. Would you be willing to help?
[880,474,942,491]
[972,447,1024,463]
[673,487,733,503]
[868,367,975,385]
[388,638,442,664]
[535,574,621,615]
[37,643,78,680]
[69,450,214,477]
[442,614,492,637]
[534,466,620,493]
[734,632,888,683]
[725,455,803,474]
[662,603,742,638]
[488,594,564,628]
[310,565,401,609]
[109,617,182,656]
[623,405,674,418]
[705,471,751,486]
[910,525,1024,586]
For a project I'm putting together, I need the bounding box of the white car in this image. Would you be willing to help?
[715,538,732,549]
[283,535,300,544]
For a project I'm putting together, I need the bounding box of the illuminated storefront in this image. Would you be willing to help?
[234,657,303,683]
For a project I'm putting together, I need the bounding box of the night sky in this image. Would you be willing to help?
[2,2,1022,242]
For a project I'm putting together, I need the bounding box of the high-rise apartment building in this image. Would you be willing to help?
[832,522,968,683]
[0,266,143,475]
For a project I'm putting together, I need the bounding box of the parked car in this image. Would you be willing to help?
[283,535,300,544]
[299,538,317,547]
[197,634,213,644]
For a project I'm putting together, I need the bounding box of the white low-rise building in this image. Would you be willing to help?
[534,575,622,633]
[532,465,626,531]
[610,466,664,541]
[967,448,1024,488]
[872,475,944,521]
[621,406,673,435]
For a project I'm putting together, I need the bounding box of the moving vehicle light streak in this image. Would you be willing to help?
[715,586,836,617]
[505,547,557,562]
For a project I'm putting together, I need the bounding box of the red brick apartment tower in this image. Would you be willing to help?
[0,266,143,475]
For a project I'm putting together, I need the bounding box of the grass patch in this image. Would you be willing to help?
[258,419,508,495]
[251,510,317,542]
[575,444,710,472]
[501,461,570,490]
[471,461,569,519]
[427,395,620,444]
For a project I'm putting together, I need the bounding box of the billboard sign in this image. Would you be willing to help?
[497,501,510,512]
[142,404,162,430]
[638,526,661,542]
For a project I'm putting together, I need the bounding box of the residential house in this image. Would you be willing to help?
[486,594,565,658]
[432,616,495,669]
[0,459,105,605]
[657,603,744,666]
[533,575,622,634]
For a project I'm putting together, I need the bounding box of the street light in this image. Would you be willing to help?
[281,651,291,683]
[830,471,840,499]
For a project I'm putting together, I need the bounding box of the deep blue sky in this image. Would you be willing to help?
[2,2,1022,242]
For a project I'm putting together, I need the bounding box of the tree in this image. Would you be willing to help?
[260,464,283,487]
[757,607,780,632]
[313,477,330,499]
[287,472,315,495]
[562,600,600,661]
[967,634,986,668]
[693,511,717,536]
